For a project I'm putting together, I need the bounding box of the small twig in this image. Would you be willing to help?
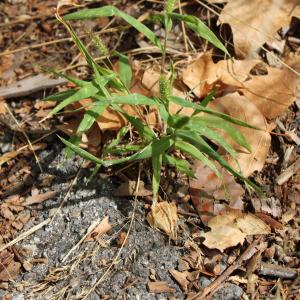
[61,219,101,263]
[49,163,83,224]
[258,263,297,280]
[190,237,267,300]
[276,158,300,185]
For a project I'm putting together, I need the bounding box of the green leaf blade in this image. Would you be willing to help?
[169,13,229,55]
[49,82,99,115]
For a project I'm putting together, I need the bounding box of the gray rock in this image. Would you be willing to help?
[213,283,244,300]
[16,145,183,299]
[11,294,25,300]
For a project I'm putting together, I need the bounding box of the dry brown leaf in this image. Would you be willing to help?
[190,160,245,202]
[84,216,112,242]
[208,93,271,177]
[251,197,282,218]
[202,209,270,252]
[203,225,246,253]
[240,59,300,119]
[147,281,176,293]
[114,180,152,197]
[0,55,13,77]
[255,212,284,230]
[182,52,260,98]
[219,0,300,58]
[0,251,21,283]
[147,202,178,240]
[56,118,101,148]
[23,191,56,206]
[169,269,189,292]
[0,151,20,168]
[189,160,245,224]
[1,205,15,221]
[0,98,6,114]
[236,214,271,235]
[0,261,21,282]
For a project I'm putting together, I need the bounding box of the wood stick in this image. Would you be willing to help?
[190,237,267,300]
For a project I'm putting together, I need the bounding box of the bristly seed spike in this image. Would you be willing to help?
[165,0,177,14]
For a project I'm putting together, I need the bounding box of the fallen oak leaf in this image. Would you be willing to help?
[182,52,260,98]
[240,57,300,119]
[202,225,246,253]
[114,180,152,197]
[202,208,270,252]
[219,0,300,58]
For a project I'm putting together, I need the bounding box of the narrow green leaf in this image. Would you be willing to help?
[176,130,260,192]
[64,135,81,158]
[77,102,108,133]
[159,102,170,124]
[189,116,251,152]
[106,144,144,155]
[44,89,77,102]
[170,96,259,130]
[97,66,124,91]
[60,136,103,164]
[49,82,99,115]
[169,13,229,55]
[163,154,195,178]
[175,140,220,176]
[45,68,88,87]
[172,116,190,129]
[104,126,129,154]
[185,125,237,158]
[117,52,132,89]
[59,136,153,166]
[200,89,215,108]
[110,94,158,106]
[123,114,156,142]
[64,6,162,50]
[64,6,116,20]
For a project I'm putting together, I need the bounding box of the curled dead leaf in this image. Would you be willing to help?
[169,269,189,291]
[147,202,178,240]
[84,216,112,242]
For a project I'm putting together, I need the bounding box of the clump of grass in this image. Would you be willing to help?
[46,1,260,205]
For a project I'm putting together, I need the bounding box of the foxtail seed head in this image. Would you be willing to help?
[89,32,109,57]
[159,75,170,102]
[165,0,177,13]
